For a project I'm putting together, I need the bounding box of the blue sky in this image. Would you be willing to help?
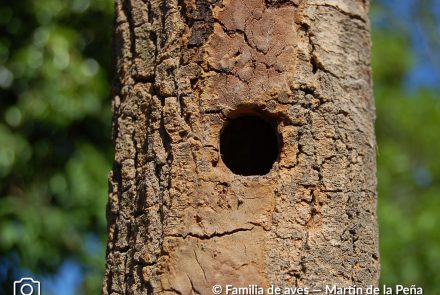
[374,0,440,91]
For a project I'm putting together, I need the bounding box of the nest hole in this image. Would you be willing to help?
[220,112,280,176]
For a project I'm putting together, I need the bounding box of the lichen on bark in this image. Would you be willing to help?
[103,0,379,294]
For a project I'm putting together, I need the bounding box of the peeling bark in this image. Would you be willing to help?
[103,0,379,294]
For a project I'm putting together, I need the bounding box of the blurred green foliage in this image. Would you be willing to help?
[0,0,113,293]
[0,0,439,294]
[371,1,440,292]
[373,28,440,292]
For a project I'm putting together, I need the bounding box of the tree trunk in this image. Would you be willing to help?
[103,0,379,294]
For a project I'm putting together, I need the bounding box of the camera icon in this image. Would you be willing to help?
[13,278,41,295]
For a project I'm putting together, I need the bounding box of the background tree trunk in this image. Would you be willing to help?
[103,0,379,293]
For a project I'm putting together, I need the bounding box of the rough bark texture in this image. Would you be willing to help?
[103,0,379,294]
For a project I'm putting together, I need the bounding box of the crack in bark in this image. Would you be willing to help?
[193,249,208,282]
[265,0,299,9]
[186,274,202,295]
[172,226,255,240]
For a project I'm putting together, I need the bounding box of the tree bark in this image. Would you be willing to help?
[103,0,379,294]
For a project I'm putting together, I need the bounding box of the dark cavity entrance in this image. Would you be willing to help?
[220,115,280,176]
